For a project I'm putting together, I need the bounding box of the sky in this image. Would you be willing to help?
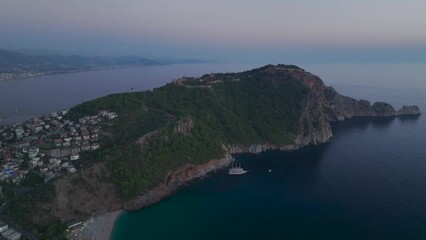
[1,0,425,62]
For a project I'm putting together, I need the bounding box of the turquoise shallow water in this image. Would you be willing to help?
[112,114,426,240]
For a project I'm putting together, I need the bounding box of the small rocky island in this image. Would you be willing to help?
[0,64,420,239]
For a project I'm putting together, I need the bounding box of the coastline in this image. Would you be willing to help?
[0,66,132,84]
[0,63,422,239]
[69,210,122,240]
[108,143,314,238]
[95,146,297,239]
[85,115,423,240]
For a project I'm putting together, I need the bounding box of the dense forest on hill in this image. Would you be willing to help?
[68,65,309,198]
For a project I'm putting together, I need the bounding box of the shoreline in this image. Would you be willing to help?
[69,210,122,240]
[0,62,207,84]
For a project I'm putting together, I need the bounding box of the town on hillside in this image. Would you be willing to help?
[0,110,117,184]
[0,109,117,240]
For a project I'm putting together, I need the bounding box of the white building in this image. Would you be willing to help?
[106,112,118,120]
[28,147,39,158]
[91,144,100,150]
[0,221,8,232]
[14,128,24,140]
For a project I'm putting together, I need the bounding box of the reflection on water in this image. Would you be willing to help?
[397,115,421,124]
[331,116,396,133]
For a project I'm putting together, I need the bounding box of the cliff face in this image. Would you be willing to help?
[125,155,233,210]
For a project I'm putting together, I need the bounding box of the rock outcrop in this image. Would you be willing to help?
[320,86,417,120]
[173,116,194,135]
[397,105,421,116]
[371,102,396,116]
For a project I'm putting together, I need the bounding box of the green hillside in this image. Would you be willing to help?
[68,64,309,198]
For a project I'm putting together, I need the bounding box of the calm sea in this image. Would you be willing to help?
[1,62,425,239]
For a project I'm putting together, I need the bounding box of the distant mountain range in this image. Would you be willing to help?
[0,49,208,81]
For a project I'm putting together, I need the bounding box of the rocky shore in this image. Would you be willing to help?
[123,112,421,214]
[122,130,333,212]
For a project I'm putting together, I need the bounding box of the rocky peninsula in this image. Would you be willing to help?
[123,66,421,211]
[2,64,421,239]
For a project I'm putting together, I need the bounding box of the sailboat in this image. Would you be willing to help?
[228,160,248,175]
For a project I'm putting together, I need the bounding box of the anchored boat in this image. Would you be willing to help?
[228,160,247,175]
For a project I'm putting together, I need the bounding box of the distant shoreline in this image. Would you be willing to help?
[0,65,158,83]
[0,61,211,83]
[0,48,210,83]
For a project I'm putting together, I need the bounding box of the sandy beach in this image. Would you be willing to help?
[69,210,122,240]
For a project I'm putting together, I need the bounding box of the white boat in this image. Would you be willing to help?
[228,160,247,175]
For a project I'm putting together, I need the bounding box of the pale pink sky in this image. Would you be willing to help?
[1,0,425,61]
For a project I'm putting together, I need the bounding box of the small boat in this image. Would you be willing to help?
[228,160,247,175]
[268,169,272,173]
